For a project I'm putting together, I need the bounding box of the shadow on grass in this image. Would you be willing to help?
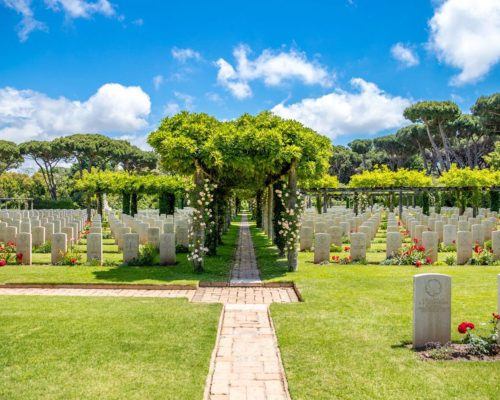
[90,216,241,284]
[249,222,291,281]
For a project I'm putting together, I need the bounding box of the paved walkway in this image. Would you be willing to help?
[0,287,298,304]
[204,214,292,400]
[0,214,294,400]
[230,214,261,283]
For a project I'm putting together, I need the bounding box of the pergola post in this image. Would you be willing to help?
[398,190,403,217]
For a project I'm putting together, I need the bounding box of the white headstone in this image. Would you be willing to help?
[422,231,438,263]
[159,232,176,265]
[51,233,67,264]
[413,273,451,349]
[17,232,32,265]
[87,233,103,265]
[314,233,330,264]
[457,231,472,265]
[123,233,139,264]
[350,232,366,261]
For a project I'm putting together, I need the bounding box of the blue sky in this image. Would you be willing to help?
[1,0,499,148]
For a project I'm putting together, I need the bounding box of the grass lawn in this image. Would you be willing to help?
[251,223,500,400]
[0,217,240,285]
[0,295,220,400]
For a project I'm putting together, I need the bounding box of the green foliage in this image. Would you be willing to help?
[33,198,78,209]
[484,141,500,169]
[0,140,23,174]
[127,244,159,266]
[33,241,51,254]
[404,101,461,124]
[349,165,432,188]
[438,164,499,187]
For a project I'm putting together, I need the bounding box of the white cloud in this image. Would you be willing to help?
[118,134,150,150]
[171,47,202,62]
[271,78,411,139]
[391,43,419,67]
[132,18,143,26]
[152,75,164,91]
[44,0,116,19]
[164,102,180,116]
[215,45,333,99]
[428,0,500,85]
[173,91,195,109]
[1,0,47,41]
[206,92,223,104]
[0,83,151,143]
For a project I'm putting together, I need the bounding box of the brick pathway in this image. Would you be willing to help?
[205,304,291,400]
[0,287,298,304]
[204,214,292,400]
[0,214,295,400]
[230,214,261,284]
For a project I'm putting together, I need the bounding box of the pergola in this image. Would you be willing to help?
[300,186,500,216]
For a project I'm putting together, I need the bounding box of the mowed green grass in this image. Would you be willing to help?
[0,217,240,285]
[251,224,500,400]
[0,296,220,400]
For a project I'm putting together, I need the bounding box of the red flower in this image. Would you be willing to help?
[458,322,474,334]
[425,257,432,264]
[473,244,482,254]
[0,259,6,267]
[452,240,456,244]
[344,246,350,252]
[16,252,23,260]
[413,238,419,243]
[0,247,4,252]
[415,260,422,267]
[6,241,15,247]
[71,257,77,265]
[417,245,426,252]
[492,313,500,320]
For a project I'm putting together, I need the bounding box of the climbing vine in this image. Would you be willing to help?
[187,179,216,270]
[276,184,305,252]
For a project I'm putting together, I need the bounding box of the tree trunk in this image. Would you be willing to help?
[97,192,103,216]
[255,190,263,228]
[122,191,131,215]
[131,192,138,216]
[423,122,447,171]
[287,159,299,272]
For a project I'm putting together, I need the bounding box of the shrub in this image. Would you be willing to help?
[56,250,81,266]
[33,198,78,209]
[127,244,159,266]
[33,241,51,253]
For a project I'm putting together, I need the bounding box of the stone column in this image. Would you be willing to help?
[457,231,472,265]
[51,233,67,264]
[87,233,103,265]
[314,233,330,264]
[17,232,32,265]
[413,273,451,348]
